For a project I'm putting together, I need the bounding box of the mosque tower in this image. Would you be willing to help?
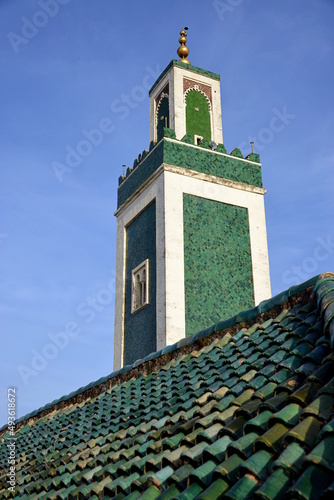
[114,29,271,369]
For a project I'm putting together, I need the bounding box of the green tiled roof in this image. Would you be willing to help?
[1,272,334,499]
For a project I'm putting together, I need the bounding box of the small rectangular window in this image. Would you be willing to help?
[131,259,149,313]
[195,134,203,146]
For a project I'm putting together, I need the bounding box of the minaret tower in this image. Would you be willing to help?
[114,29,271,369]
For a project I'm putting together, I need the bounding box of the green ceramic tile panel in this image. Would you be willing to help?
[124,201,156,365]
[186,90,211,142]
[163,140,263,188]
[183,194,254,335]
[117,139,263,209]
[1,273,334,498]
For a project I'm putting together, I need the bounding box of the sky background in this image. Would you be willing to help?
[1,0,333,426]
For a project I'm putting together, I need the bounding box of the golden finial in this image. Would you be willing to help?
[177,27,190,65]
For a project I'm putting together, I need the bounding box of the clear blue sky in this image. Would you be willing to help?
[1,0,333,426]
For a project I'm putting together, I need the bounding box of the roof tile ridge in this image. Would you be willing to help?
[312,272,334,348]
[0,275,321,435]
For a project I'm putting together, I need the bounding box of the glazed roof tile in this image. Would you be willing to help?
[1,272,334,498]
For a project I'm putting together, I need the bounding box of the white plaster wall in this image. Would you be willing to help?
[113,217,126,371]
[211,78,223,144]
[173,66,186,140]
[247,198,272,306]
[169,71,175,135]
[163,171,186,344]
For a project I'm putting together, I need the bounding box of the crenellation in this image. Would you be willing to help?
[181,133,193,144]
[216,143,227,154]
[231,147,244,158]
[116,132,262,209]
[246,152,261,163]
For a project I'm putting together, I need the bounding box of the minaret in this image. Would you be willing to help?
[114,29,271,369]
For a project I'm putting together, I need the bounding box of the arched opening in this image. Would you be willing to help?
[156,96,169,141]
[185,90,211,143]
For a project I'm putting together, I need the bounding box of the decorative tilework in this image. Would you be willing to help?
[124,201,156,365]
[183,78,212,102]
[117,138,263,209]
[186,90,211,143]
[117,140,164,208]
[163,140,262,188]
[183,194,255,336]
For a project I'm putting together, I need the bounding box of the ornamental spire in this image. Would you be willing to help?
[177,27,190,65]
